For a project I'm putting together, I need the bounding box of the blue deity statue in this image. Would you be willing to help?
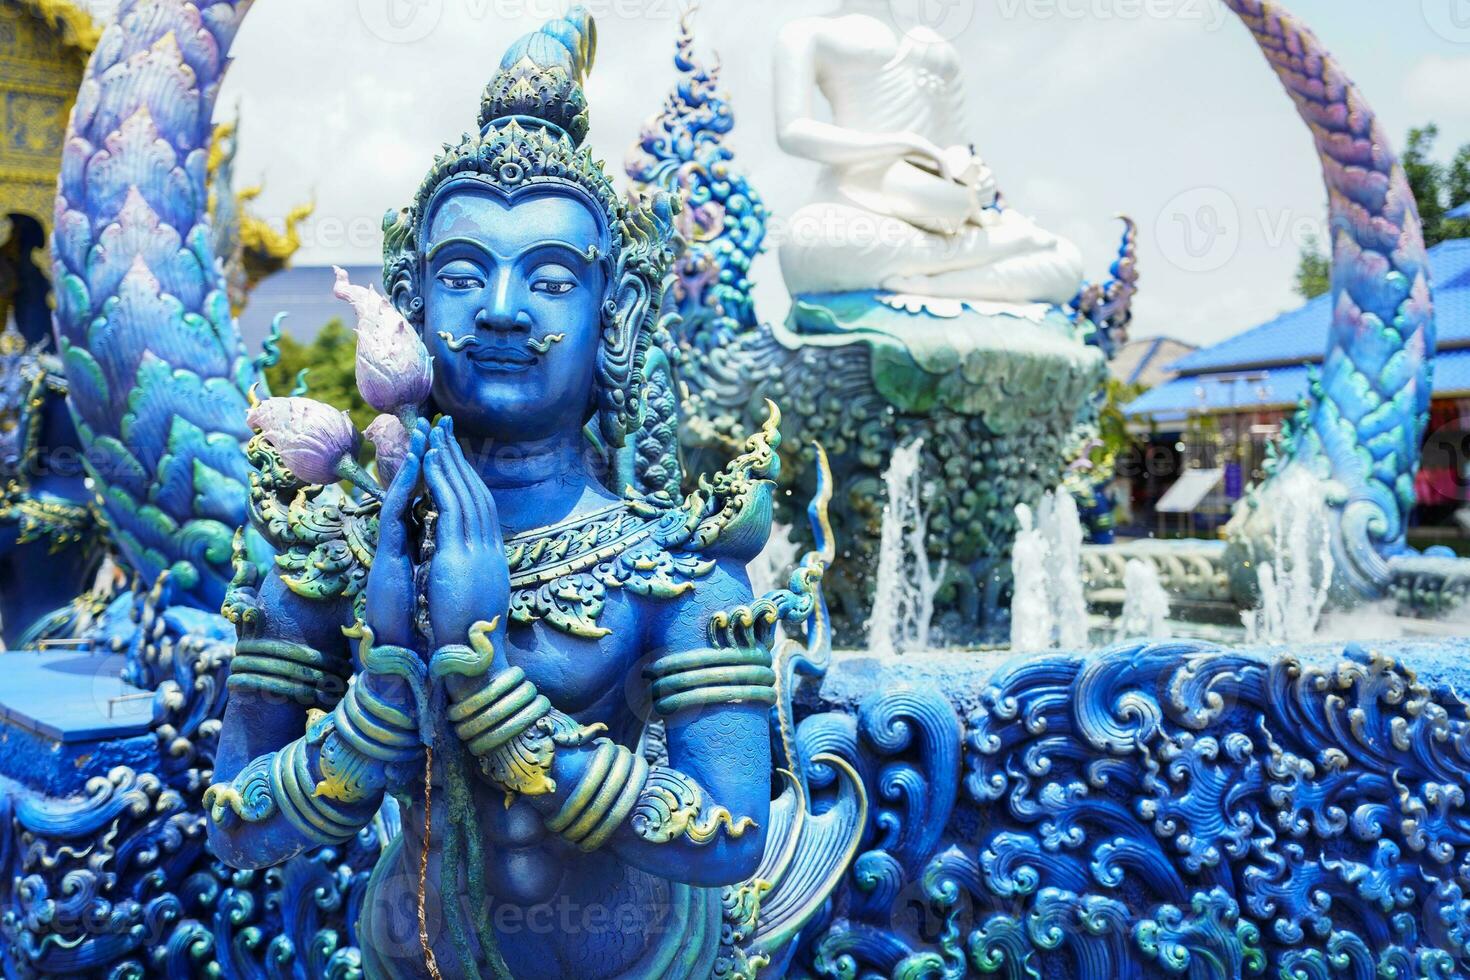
[204,11,859,979]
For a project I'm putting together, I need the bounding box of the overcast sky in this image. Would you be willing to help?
[217,0,1470,347]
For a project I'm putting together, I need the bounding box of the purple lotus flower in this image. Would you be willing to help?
[366,413,410,487]
[333,266,433,416]
[247,396,364,488]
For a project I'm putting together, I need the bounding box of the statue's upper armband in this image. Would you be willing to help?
[221,435,377,710]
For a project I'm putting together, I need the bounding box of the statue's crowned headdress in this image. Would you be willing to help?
[382,7,678,447]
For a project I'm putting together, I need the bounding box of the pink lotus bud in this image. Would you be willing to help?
[333,266,433,414]
[247,396,361,486]
[366,413,410,487]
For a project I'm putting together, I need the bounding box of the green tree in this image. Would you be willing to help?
[1294,231,1331,300]
[263,317,375,432]
[1099,378,1144,463]
[1445,143,1470,242]
[1404,124,1448,245]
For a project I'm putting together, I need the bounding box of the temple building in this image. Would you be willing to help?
[0,0,308,342]
[0,0,99,340]
[1124,236,1470,546]
[1109,335,1197,391]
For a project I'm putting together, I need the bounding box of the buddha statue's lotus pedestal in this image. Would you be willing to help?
[755,290,1105,647]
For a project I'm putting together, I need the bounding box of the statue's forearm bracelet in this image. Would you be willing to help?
[545,738,649,852]
[546,741,755,852]
[314,674,423,803]
[436,622,606,801]
[271,736,366,843]
[203,736,366,845]
[437,624,758,850]
[447,666,552,757]
[227,637,353,709]
[205,671,422,844]
[642,646,777,718]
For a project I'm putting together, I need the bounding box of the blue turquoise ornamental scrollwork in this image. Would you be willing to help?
[625,2,767,355]
[784,637,1470,978]
[1071,216,1139,361]
[0,333,106,646]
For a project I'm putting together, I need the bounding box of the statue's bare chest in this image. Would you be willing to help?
[500,599,646,720]
[814,20,962,137]
[816,17,960,83]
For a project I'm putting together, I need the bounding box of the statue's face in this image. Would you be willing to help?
[421,185,609,444]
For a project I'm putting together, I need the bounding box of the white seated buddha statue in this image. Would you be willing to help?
[774,0,1085,306]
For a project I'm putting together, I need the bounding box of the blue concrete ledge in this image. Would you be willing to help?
[0,650,155,741]
[0,650,157,797]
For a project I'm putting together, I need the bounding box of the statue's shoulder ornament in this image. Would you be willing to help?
[231,409,780,640]
[226,434,380,624]
[508,406,781,638]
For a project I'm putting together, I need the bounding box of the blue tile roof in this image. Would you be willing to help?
[1165,239,1470,375]
[1128,240,1470,423]
[1127,347,1470,422]
[1125,364,1310,421]
[1430,344,1470,393]
[1127,238,1470,421]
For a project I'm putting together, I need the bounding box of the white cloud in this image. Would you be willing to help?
[216,0,1429,349]
[1404,55,1470,122]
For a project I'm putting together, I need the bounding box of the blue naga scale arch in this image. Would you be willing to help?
[49,0,270,612]
[0,3,382,977]
[1223,0,1434,601]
